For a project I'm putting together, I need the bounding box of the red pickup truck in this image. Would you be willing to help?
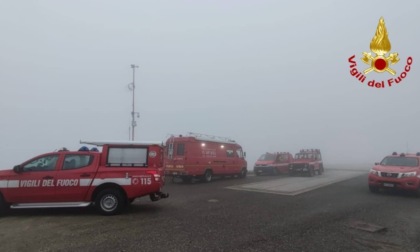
[0,141,168,215]
[368,152,420,195]
[254,152,294,175]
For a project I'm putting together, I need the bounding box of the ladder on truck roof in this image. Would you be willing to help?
[187,132,236,144]
[80,140,163,146]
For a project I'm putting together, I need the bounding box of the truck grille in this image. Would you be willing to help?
[292,164,307,169]
[380,172,398,178]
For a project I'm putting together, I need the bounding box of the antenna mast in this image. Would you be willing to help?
[130,64,139,141]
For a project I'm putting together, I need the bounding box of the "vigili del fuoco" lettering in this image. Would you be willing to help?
[348,55,413,88]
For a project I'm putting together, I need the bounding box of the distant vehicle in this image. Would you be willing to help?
[254,152,294,175]
[368,152,420,195]
[289,149,324,176]
[0,141,168,215]
[164,132,247,183]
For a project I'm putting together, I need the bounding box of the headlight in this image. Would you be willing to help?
[369,169,380,176]
[401,171,417,178]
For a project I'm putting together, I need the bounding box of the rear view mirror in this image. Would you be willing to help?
[374,162,379,165]
[13,165,22,173]
[243,152,246,158]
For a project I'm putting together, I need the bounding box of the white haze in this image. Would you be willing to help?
[1,0,419,170]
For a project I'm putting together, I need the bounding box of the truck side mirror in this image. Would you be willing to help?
[243,152,246,158]
[374,162,379,165]
[13,165,22,173]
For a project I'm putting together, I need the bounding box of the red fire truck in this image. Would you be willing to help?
[288,149,324,176]
[254,152,294,175]
[164,133,248,183]
[0,141,168,215]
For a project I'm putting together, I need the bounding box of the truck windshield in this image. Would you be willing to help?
[295,153,314,159]
[380,157,418,167]
[258,153,276,161]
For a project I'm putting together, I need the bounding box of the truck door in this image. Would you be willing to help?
[6,154,59,203]
[277,154,288,173]
[54,154,98,202]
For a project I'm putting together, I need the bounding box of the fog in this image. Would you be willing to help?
[1,0,419,170]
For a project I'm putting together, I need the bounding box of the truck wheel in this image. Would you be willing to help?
[254,170,261,176]
[202,170,213,182]
[416,187,420,197]
[318,165,324,175]
[369,185,379,193]
[0,194,8,215]
[272,168,279,176]
[95,189,125,215]
[308,167,315,177]
[239,168,247,178]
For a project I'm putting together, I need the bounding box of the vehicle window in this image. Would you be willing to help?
[23,155,59,172]
[258,153,276,161]
[107,147,148,167]
[176,143,185,156]
[236,149,243,158]
[380,157,418,167]
[226,150,234,157]
[167,143,174,159]
[279,154,288,161]
[63,154,93,170]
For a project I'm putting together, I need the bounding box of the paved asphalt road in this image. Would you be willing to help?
[0,170,419,252]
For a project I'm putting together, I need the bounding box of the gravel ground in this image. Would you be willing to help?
[0,171,419,252]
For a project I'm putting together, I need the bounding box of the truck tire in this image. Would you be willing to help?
[95,189,125,215]
[202,170,213,183]
[318,165,324,175]
[416,187,420,197]
[0,194,8,215]
[369,185,379,193]
[239,168,247,178]
[308,167,315,177]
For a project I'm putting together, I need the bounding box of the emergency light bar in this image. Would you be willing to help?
[80,140,163,146]
[187,132,236,144]
[299,149,320,153]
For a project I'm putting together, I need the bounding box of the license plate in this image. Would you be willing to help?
[172,172,178,175]
[383,183,394,187]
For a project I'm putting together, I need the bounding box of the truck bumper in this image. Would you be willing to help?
[368,175,420,191]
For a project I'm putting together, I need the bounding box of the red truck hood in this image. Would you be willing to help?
[293,159,315,163]
[254,161,274,166]
[373,165,419,173]
[0,169,16,179]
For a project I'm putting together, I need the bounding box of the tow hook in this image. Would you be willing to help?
[150,192,169,201]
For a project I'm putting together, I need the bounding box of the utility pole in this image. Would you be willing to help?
[130,64,139,141]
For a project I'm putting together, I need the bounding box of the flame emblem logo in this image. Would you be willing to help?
[361,17,400,75]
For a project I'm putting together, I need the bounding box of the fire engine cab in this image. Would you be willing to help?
[288,149,324,176]
[368,152,420,195]
[254,152,294,175]
[0,141,168,215]
[164,132,248,183]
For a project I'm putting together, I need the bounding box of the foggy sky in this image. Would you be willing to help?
[1,0,419,169]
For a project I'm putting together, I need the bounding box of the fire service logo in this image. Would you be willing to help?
[348,17,413,88]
